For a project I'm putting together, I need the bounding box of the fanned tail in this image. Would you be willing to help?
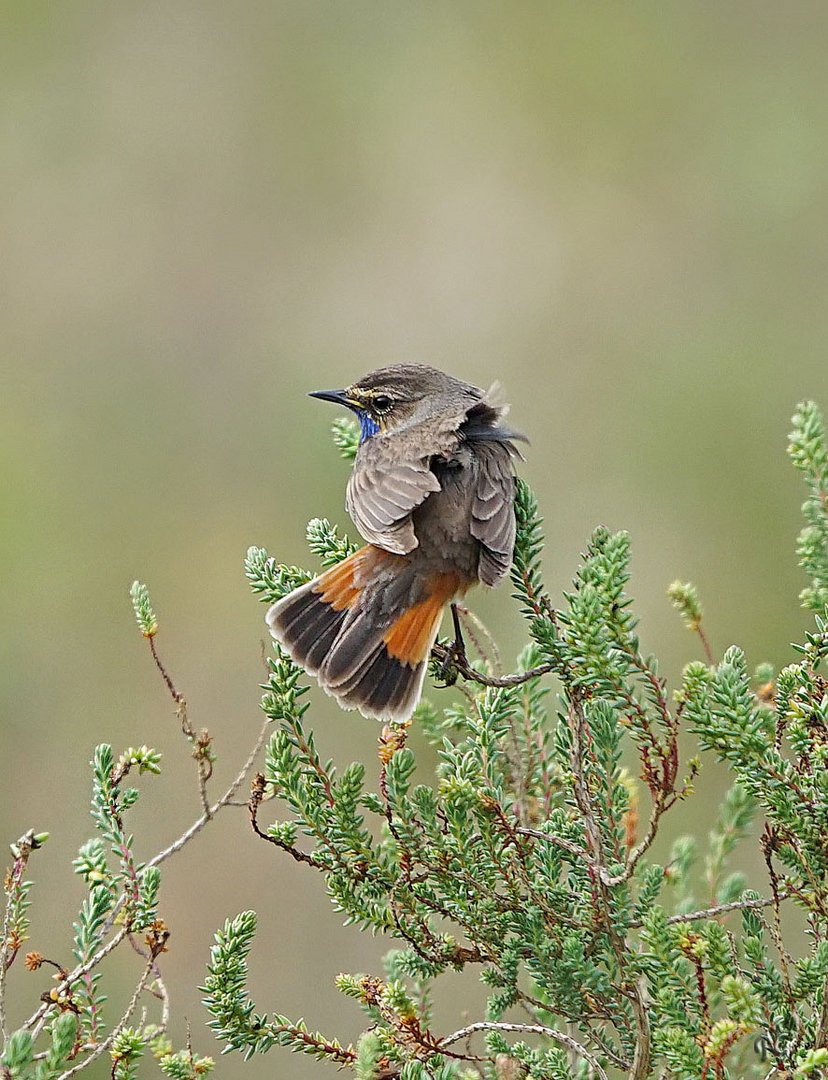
[266,546,455,722]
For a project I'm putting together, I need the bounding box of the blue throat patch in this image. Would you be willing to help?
[357,410,380,443]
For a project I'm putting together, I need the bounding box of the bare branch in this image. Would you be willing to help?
[439,1022,609,1080]
[660,891,790,929]
[147,715,270,870]
[514,827,590,863]
[148,635,212,818]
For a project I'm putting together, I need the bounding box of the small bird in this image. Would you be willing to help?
[266,364,525,722]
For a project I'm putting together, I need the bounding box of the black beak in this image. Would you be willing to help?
[308,388,355,409]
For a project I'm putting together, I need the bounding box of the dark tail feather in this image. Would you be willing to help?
[265,547,448,722]
[322,638,432,722]
[266,580,349,676]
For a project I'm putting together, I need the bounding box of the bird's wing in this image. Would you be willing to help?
[346,439,441,554]
[470,441,517,586]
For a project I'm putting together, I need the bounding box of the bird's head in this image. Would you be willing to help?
[309,364,482,443]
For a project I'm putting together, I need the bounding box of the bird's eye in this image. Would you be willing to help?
[372,394,393,414]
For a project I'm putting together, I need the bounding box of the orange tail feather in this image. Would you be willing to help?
[266,549,463,721]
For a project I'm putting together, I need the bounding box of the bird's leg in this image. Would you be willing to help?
[450,603,468,664]
[436,603,469,685]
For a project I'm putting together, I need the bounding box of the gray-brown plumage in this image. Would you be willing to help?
[266,364,525,721]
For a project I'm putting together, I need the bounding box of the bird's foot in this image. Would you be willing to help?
[435,636,468,687]
[434,604,469,687]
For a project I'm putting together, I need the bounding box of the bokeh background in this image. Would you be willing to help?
[3,3,828,1076]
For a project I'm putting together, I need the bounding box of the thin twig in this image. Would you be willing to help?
[514,991,631,1071]
[602,808,662,887]
[249,774,316,866]
[567,698,607,875]
[55,954,155,1080]
[147,715,269,870]
[148,636,212,818]
[520,814,669,892]
[439,1022,609,1080]
[566,694,651,1080]
[653,891,790,929]
[695,623,716,667]
[26,929,128,1038]
[455,605,502,674]
[126,935,169,1027]
[584,1025,632,1072]
[762,834,803,1043]
[157,972,170,1033]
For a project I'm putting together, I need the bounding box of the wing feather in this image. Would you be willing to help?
[470,443,516,586]
[346,448,441,554]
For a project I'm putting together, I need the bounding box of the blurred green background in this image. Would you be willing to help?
[2,2,828,1076]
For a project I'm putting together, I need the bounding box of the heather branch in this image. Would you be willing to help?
[23,711,269,1043]
[1,830,48,1046]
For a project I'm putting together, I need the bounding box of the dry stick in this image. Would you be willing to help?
[514,991,631,1072]
[515,827,590,865]
[455,605,502,674]
[148,635,211,818]
[55,954,155,1080]
[659,891,791,929]
[583,1025,632,1073]
[147,715,270,871]
[126,934,170,1031]
[628,984,652,1080]
[157,972,170,1034]
[439,1022,609,1080]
